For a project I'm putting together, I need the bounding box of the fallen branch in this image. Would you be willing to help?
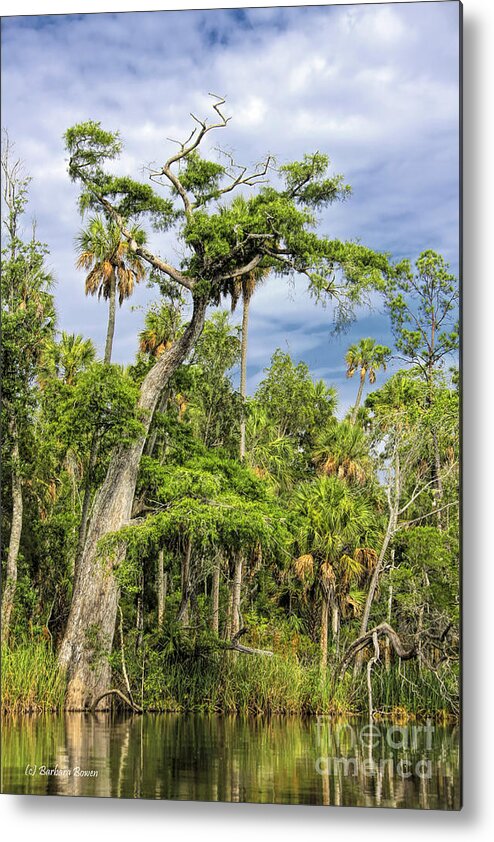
[91,688,143,713]
[225,627,274,657]
[340,622,417,678]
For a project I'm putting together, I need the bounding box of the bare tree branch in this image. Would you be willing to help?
[225,627,273,656]
[80,185,195,292]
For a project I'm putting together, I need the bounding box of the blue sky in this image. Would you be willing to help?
[1,2,460,414]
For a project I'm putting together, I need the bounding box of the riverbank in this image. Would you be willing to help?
[2,644,458,721]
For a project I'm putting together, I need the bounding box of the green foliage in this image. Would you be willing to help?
[182,311,241,451]
[38,332,95,387]
[109,452,289,591]
[65,120,122,180]
[312,420,374,485]
[385,250,459,381]
[1,115,459,721]
[391,526,459,623]
[255,349,336,446]
[1,644,66,713]
[292,475,376,563]
[177,151,226,204]
[64,116,392,324]
[60,363,143,457]
[280,152,351,207]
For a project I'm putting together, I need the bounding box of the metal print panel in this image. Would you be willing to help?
[1,1,461,809]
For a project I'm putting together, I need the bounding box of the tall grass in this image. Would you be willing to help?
[138,651,458,717]
[1,643,66,714]
[140,651,327,714]
[1,642,457,718]
[347,660,459,720]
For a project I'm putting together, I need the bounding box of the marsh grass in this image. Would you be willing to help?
[138,652,457,717]
[1,644,66,714]
[1,641,457,719]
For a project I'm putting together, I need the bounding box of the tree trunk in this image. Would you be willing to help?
[350,371,366,424]
[359,447,400,639]
[58,296,208,709]
[211,561,220,635]
[104,271,117,364]
[384,548,395,671]
[143,388,169,457]
[354,447,400,674]
[331,602,340,655]
[239,294,250,461]
[224,582,234,640]
[157,549,165,628]
[177,537,192,627]
[73,431,99,586]
[320,593,329,672]
[1,417,23,643]
[74,272,117,583]
[136,565,144,651]
[432,428,444,528]
[320,595,329,672]
[359,512,396,642]
[231,555,243,636]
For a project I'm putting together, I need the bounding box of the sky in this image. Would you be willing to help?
[1,1,460,414]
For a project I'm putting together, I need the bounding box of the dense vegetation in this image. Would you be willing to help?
[1,102,459,719]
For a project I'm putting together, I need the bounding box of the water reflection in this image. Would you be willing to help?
[1,713,460,809]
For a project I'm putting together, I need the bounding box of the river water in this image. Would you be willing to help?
[1,713,460,809]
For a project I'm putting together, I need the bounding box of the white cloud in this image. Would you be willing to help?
[1,2,460,375]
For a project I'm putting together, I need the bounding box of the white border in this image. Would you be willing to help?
[2,0,493,836]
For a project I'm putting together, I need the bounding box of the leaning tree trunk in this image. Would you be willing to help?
[239,293,251,461]
[73,271,116,584]
[1,417,23,643]
[359,510,397,642]
[354,447,400,674]
[58,296,208,709]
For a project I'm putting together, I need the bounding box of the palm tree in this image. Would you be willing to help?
[139,303,183,358]
[312,420,372,485]
[244,403,297,492]
[39,331,95,387]
[76,216,147,363]
[345,338,390,424]
[293,475,373,671]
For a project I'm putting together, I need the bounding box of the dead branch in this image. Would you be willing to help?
[226,627,274,657]
[165,94,230,169]
[367,630,380,720]
[91,688,143,713]
[152,94,231,216]
[71,169,195,291]
[340,622,417,678]
[201,150,275,205]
